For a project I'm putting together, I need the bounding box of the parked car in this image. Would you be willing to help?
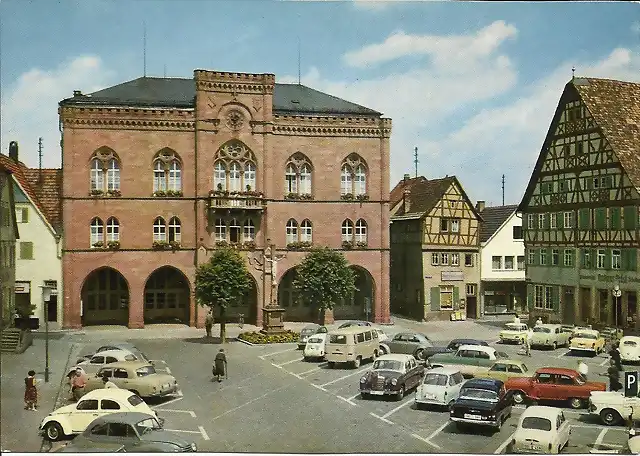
[359,354,425,400]
[449,378,513,431]
[589,390,640,425]
[325,327,381,368]
[509,405,570,454]
[54,412,197,453]
[499,323,529,344]
[620,336,640,364]
[530,324,571,350]
[430,345,509,378]
[83,362,178,398]
[39,389,158,441]
[415,367,465,409]
[373,328,389,343]
[385,332,447,361]
[560,325,575,342]
[477,360,530,383]
[298,324,327,350]
[570,329,606,355]
[505,367,606,409]
[76,349,142,375]
[626,427,640,454]
[303,333,327,361]
[78,343,151,365]
[337,320,372,329]
[446,339,489,351]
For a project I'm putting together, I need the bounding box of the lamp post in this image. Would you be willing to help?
[40,285,53,383]
[613,284,622,331]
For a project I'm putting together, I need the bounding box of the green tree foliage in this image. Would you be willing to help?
[293,247,356,320]
[195,248,252,343]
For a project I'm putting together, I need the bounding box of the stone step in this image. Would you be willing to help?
[1,329,22,352]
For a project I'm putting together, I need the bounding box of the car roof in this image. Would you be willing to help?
[329,326,374,334]
[520,405,562,419]
[621,336,640,341]
[80,389,137,401]
[458,344,495,352]
[427,366,461,375]
[99,342,137,349]
[100,361,151,369]
[376,354,415,362]
[492,359,524,366]
[302,324,321,329]
[462,378,503,390]
[536,323,561,328]
[92,349,134,357]
[395,332,425,337]
[574,329,599,335]
[88,411,154,426]
[451,338,487,344]
[536,367,578,376]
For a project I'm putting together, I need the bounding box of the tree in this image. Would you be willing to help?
[195,248,252,343]
[293,247,356,323]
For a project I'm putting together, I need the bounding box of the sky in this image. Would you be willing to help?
[1,0,639,206]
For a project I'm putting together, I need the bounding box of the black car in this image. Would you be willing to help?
[449,378,513,431]
[359,354,425,400]
[446,339,489,351]
[338,320,372,329]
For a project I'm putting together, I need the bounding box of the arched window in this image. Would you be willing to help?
[243,219,255,242]
[341,219,353,242]
[153,161,166,192]
[168,161,181,191]
[244,162,256,191]
[285,164,297,194]
[299,164,312,195]
[215,218,226,242]
[300,220,313,243]
[106,159,120,191]
[90,217,104,246]
[354,164,367,195]
[229,218,241,243]
[355,219,367,243]
[153,217,166,242]
[106,217,120,242]
[90,159,104,192]
[340,165,352,195]
[89,148,120,194]
[229,162,242,192]
[286,219,298,245]
[168,217,181,243]
[214,161,227,191]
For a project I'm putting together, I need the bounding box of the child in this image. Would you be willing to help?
[24,370,38,411]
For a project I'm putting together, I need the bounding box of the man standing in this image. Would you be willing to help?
[535,317,543,327]
[603,359,622,392]
[524,326,534,357]
[214,348,227,383]
[513,314,521,325]
[101,374,119,389]
[205,310,214,339]
[609,341,623,371]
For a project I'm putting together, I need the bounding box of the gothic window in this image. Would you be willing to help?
[168,217,181,243]
[340,154,368,196]
[300,220,313,243]
[229,162,242,192]
[89,148,121,193]
[212,141,258,192]
[355,219,367,243]
[229,218,242,243]
[286,219,298,244]
[215,218,226,242]
[106,159,120,191]
[341,219,354,242]
[90,159,104,191]
[299,164,312,194]
[90,217,104,246]
[168,161,181,191]
[354,165,367,195]
[153,161,166,192]
[244,162,256,191]
[340,165,352,195]
[153,217,166,242]
[243,219,255,242]
[106,217,119,242]
[214,162,227,191]
[284,153,313,196]
[285,164,297,194]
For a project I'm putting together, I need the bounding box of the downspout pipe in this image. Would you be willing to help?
[193,95,199,327]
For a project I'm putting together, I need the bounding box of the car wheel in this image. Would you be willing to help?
[303,356,310,362]
[396,386,405,401]
[361,392,368,399]
[552,342,557,350]
[379,344,389,355]
[353,356,361,368]
[569,398,583,409]
[512,391,526,404]
[455,422,467,432]
[600,408,622,426]
[129,389,141,397]
[44,422,64,441]
[373,349,379,360]
[328,362,335,369]
[415,349,426,361]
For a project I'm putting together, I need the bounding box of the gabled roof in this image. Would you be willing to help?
[59,77,382,116]
[390,175,428,209]
[479,205,518,243]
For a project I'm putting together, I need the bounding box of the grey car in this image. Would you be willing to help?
[386,332,449,361]
[54,412,196,453]
[298,324,328,349]
[78,342,151,365]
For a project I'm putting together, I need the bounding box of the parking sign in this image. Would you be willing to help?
[625,371,639,397]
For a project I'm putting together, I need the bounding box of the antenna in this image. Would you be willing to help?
[571,66,575,81]
[38,137,43,184]
[143,21,147,77]
[164,64,167,78]
[502,174,505,206]
[297,37,301,85]
[414,147,418,178]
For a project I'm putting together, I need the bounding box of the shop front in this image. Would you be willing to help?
[481,280,527,316]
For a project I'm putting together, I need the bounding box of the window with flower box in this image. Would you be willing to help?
[168,217,181,243]
[340,154,368,197]
[286,219,298,245]
[228,218,242,243]
[152,149,182,194]
[106,217,119,242]
[300,220,313,243]
[212,141,258,192]
[89,148,121,194]
[355,219,367,244]
[90,217,104,247]
[284,153,313,197]
[341,219,353,242]
[153,217,166,242]
[243,220,255,242]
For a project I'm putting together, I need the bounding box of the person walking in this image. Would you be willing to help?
[609,341,623,371]
[205,310,214,339]
[524,326,534,357]
[213,348,228,382]
[602,359,622,392]
[24,370,38,411]
[101,374,119,389]
[513,314,521,325]
[577,360,589,380]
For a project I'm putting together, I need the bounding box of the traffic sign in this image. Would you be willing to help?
[613,289,622,298]
[625,371,639,397]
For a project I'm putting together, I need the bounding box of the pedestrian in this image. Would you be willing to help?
[24,370,38,411]
[71,368,87,401]
[577,360,589,379]
[536,317,543,327]
[524,326,534,357]
[602,359,622,392]
[101,374,119,389]
[213,348,228,382]
[513,314,521,325]
[609,341,623,371]
[205,310,214,339]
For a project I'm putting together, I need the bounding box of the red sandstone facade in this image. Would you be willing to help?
[59,70,391,329]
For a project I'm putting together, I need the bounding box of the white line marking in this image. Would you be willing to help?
[270,363,284,369]
[258,347,296,359]
[297,364,327,376]
[151,392,184,409]
[411,433,441,450]
[176,390,184,398]
[163,429,202,435]
[594,428,608,447]
[311,383,327,392]
[382,396,415,419]
[149,359,167,364]
[336,395,358,406]
[164,367,172,375]
[570,424,627,431]
[198,426,210,441]
[494,432,516,454]
[369,412,393,424]
[210,384,292,421]
[555,350,570,359]
[348,392,361,401]
[599,358,610,367]
[425,420,450,441]
[275,358,302,367]
[320,366,369,387]
[156,409,196,418]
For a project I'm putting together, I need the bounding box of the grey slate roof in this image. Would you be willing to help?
[479,204,518,243]
[59,77,382,116]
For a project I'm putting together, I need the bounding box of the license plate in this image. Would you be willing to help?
[369,391,384,395]
[423,393,435,399]
[464,414,482,420]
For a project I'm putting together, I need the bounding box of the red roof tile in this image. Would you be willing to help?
[390,176,428,209]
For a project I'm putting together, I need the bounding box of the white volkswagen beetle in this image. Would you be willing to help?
[510,405,570,454]
[415,366,465,409]
[620,336,640,364]
[75,349,140,374]
[39,389,158,441]
[303,333,327,361]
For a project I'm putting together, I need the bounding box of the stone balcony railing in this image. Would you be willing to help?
[208,190,266,211]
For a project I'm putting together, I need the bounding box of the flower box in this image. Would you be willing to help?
[286,241,313,250]
[92,241,105,248]
[106,189,121,197]
[215,240,229,248]
[169,241,181,250]
[356,241,368,249]
[340,193,354,201]
[106,241,121,250]
[89,189,104,197]
[342,241,354,250]
[356,194,370,201]
[153,190,167,197]
[238,330,300,344]
[166,190,183,197]
[152,241,170,250]
[243,241,257,250]
[285,193,314,201]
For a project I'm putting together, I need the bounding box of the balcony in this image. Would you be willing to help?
[208,190,266,212]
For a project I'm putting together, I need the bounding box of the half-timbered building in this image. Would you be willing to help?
[518,77,640,328]
[390,176,482,321]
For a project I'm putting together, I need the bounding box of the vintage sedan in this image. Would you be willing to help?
[54,412,196,453]
[560,325,575,342]
[298,324,327,350]
[39,389,158,441]
[499,323,529,344]
[510,406,570,454]
[76,349,141,375]
[447,339,489,351]
[415,367,465,409]
[386,332,449,361]
[337,320,372,329]
[78,343,151,365]
[359,354,425,400]
[430,345,509,378]
[569,329,606,355]
[530,324,570,350]
[506,367,606,409]
[449,378,513,431]
[83,362,178,398]
[620,336,640,364]
[589,390,640,425]
[477,360,530,383]
[303,333,327,361]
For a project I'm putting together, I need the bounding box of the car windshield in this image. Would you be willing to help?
[301,328,316,335]
[373,360,403,371]
[308,337,323,344]
[423,373,448,386]
[135,418,162,435]
[575,332,597,340]
[533,327,551,333]
[329,335,348,344]
[521,417,552,431]
[127,394,144,406]
[624,341,638,347]
[576,374,586,385]
[506,324,525,331]
[459,388,499,402]
[136,366,156,377]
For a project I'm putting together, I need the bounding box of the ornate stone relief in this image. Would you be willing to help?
[252,97,262,113]
[216,141,256,165]
[154,149,181,168]
[287,152,312,170]
[343,153,367,171]
[92,148,119,164]
[225,109,245,131]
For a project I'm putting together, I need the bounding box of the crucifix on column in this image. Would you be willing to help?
[247,239,287,333]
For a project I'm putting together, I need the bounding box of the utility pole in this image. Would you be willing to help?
[38,137,43,184]
[502,174,505,206]
[414,147,418,178]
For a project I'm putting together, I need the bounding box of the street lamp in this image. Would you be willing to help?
[613,284,622,331]
[40,285,53,383]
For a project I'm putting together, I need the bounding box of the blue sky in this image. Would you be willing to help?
[1,0,639,205]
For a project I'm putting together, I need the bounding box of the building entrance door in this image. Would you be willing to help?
[562,287,575,324]
[580,287,591,324]
[466,296,477,319]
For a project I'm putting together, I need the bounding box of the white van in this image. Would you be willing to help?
[325,326,380,368]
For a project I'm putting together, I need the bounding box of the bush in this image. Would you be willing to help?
[238,330,300,344]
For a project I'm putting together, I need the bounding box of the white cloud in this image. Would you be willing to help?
[0,56,117,168]
[343,21,518,68]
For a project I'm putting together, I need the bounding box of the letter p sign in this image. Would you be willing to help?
[625,371,639,397]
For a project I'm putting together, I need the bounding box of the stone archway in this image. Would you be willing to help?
[334,266,376,321]
[143,266,191,324]
[81,267,129,326]
[213,274,258,325]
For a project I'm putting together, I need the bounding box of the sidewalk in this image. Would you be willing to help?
[0,336,79,452]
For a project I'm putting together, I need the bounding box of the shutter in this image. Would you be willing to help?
[605,249,611,271]
[545,214,550,230]
[586,178,593,190]
[581,249,587,268]
[624,206,637,230]
[579,209,589,229]
[527,284,534,312]
[591,249,597,269]
[552,286,560,312]
[453,286,460,310]
[605,176,613,188]
[523,214,528,230]
[630,249,638,272]
[622,250,629,271]
[610,207,620,230]
[20,242,33,260]
[595,208,605,230]
[430,287,440,311]
[557,212,564,229]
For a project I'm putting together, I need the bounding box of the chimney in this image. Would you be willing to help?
[73,90,82,97]
[8,141,18,162]
[403,173,411,181]
[403,188,411,213]
[476,200,486,212]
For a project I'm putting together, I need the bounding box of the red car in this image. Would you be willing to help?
[505,367,606,409]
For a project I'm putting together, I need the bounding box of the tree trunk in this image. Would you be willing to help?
[220,306,227,344]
